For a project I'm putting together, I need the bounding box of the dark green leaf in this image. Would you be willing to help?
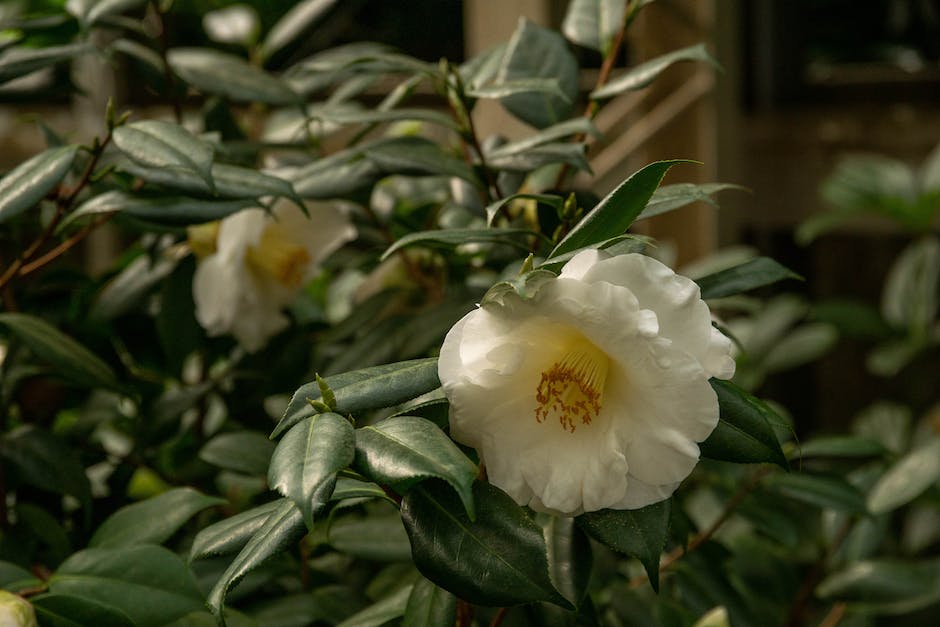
[168,48,298,105]
[485,118,599,160]
[65,191,254,227]
[262,0,339,60]
[696,257,802,300]
[0,44,92,85]
[0,145,78,224]
[288,150,383,199]
[268,413,355,526]
[329,514,412,562]
[355,416,477,518]
[542,516,593,607]
[549,160,692,258]
[700,380,789,469]
[402,578,457,627]
[116,161,299,204]
[248,587,361,626]
[207,500,307,622]
[31,593,135,627]
[817,557,940,615]
[867,438,940,514]
[401,481,572,609]
[562,0,628,55]
[0,561,34,588]
[637,182,746,221]
[497,19,578,128]
[365,136,478,183]
[577,500,669,591]
[1,427,90,503]
[315,106,458,131]
[793,436,887,460]
[49,545,204,627]
[112,120,215,189]
[274,358,440,438]
[591,43,717,99]
[380,228,536,261]
[331,477,393,503]
[90,253,178,320]
[190,500,284,561]
[765,473,867,514]
[199,431,276,476]
[336,584,412,627]
[90,487,225,548]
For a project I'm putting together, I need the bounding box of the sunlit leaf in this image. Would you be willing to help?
[637,182,746,221]
[113,120,215,190]
[591,43,717,99]
[168,48,298,105]
[0,44,92,85]
[562,0,628,55]
[867,437,940,514]
[0,145,78,224]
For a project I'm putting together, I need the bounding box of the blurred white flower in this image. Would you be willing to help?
[438,250,735,515]
[0,591,36,627]
[189,199,355,352]
[203,5,260,47]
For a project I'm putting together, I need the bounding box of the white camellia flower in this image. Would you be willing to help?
[189,199,355,352]
[438,249,735,516]
[0,591,37,627]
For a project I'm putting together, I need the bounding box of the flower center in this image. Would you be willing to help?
[535,339,609,433]
[246,223,312,288]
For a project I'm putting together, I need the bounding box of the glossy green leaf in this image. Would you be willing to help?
[380,228,536,261]
[1,427,91,503]
[497,19,578,128]
[90,252,178,320]
[577,499,669,591]
[465,78,568,101]
[31,593,135,627]
[0,145,78,224]
[199,431,276,476]
[50,545,204,627]
[0,313,118,390]
[549,160,691,258]
[817,557,940,615]
[354,416,477,518]
[336,584,412,627]
[487,142,590,174]
[765,473,867,514]
[696,257,802,300]
[274,358,440,437]
[65,191,254,227]
[402,577,457,627]
[329,514,412,562]
[168,48,298,105]
[262,0,338,60]
[113,120,215,190]
[485,193,564,226]
[591,43,717,99]
[867,437,940,514]
[400,481,572,609]
[637,182,746,221]
[268,413,355,526]
[189,500,284,561]
[486,118,599,160]
[116,160,299,203]
[700,380,789,469]
[207,500,306,623]
[542,515,593,606]
[90,487,225,548]
[287,150,383,199]
[562,0,628,54]
[365,136,478,183]
[315,106,458,131]
[0,44,92,85]
[331,477,393,503]
[793,436,887,460]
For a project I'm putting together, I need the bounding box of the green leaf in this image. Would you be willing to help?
[31,593,135,627]
[696,257,802,300]
[542,516,593,607]
[765,473,867,514]
[354,416,478,518]
[465,78,568,101]
[314,106,458,131]
[402,578,457,627]
[0,145,78,224]
[268,413,355,527]
[90,252,178,320]
[882,236,940,332]
[81,0,148,26]
[562,0,628,55]
[487,143,591,174]
[485,193,564,226]
[0,44,92,85]
[867,437,940,515]
[189,500,284,561]
[329,514,413,562]
[400,481,572,609]
[287,150,383,199]
[365,136,478,183]
[0,561,34,587]
[336,584,412,627]
[817,557,940,615]
[116,161,300,204]
[549,160,692,258]
[65,191,255,227]
[577,500,670,591]
[199,431,276,476]
[591,43,717,99]
[497,19,578,128]
[637,182,746,221]
[793,436,887,460]
[274,358,440,438]
[168,48,298,105]
[261,0,338,60]
[380,228,536,261]
[248,587,360,626]
[90,487,225,548]
[113,120,215,190]
[331,477,393,503]
[485,118,599,160]
[207,500,306,623]
[700,380,789,469]
[1,427,91,503]
[49,545,204,627]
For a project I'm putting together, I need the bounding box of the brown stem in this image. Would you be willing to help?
[488,607,509,627]
[786,520,853,627]
[456,599,474,627]
[17,213,115,278]
[817,602,846,627]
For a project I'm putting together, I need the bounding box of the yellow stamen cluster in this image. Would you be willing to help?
[535,341,609,433]
[246,223,312,288]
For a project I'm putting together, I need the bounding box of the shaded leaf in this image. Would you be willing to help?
[380,228,536,261]
[765,473,867,514]
[793,436,887,460]
[65,191,254,227]
[355,416,477,517]
[329,514,412,562]
[696,257,802,300]
[116,160,299,204]
[0,145,78,224]
[1,427,91,503]
[31,593,135,627]
[113,120,215,189]
[700,380,789,469]
[199,431,276,476]
[591,43,717,99]
[403,577,457,627]
[168,48,298,105]
[190,500,284,561]
[485,193,564,226]
[817,557,940,615]
[487,143,591,174]
[262,0,338,60]
[542,515,593,606]
[365,136,478,183]
[867,437,940,514]
[336,584,413,627]
[637,182,746,221]
[0,44,92,85]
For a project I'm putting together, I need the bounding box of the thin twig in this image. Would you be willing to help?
[17,213,115,278]
[456,599,474,627]
[488,607,509,627]
[817,602,846,627]
[787,520,853,627]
